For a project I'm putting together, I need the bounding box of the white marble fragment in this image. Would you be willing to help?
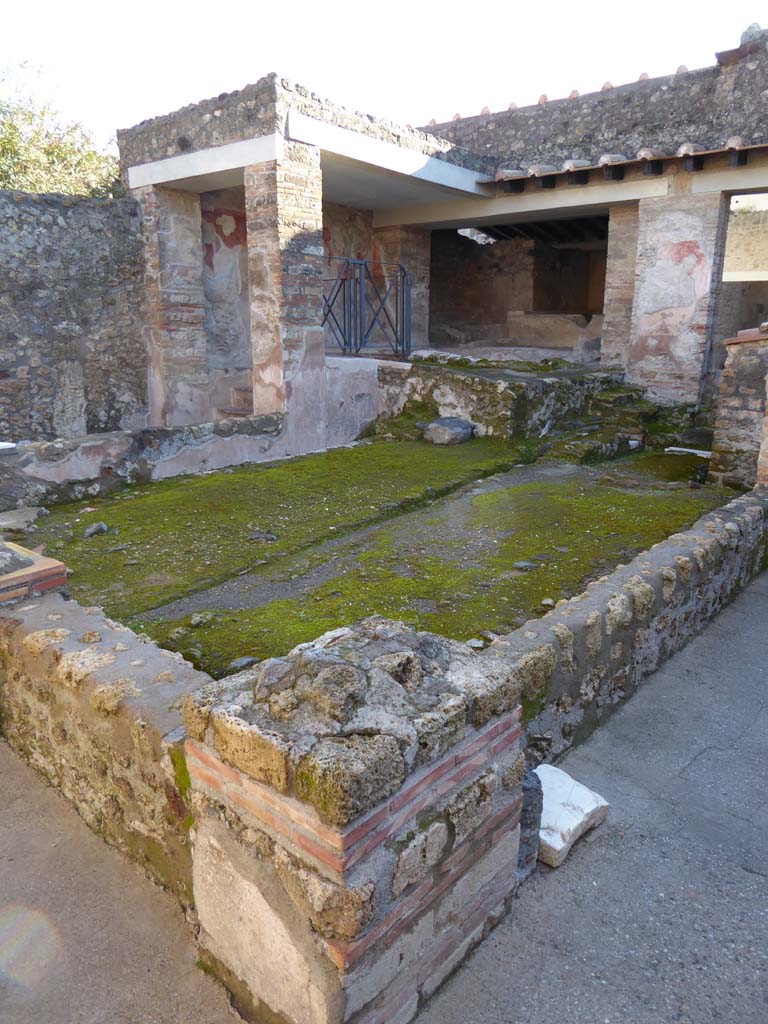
[534,764,609,867]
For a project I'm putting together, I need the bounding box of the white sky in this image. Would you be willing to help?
[0,2,764,153]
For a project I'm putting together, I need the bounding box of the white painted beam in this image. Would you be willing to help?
[287,110,488,198]
[723,270,768,281]
[691,163,768,195]
[126,134,284,190]
[372,176,670,229]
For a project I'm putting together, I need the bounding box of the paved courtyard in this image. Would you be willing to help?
[2,573,767,1024]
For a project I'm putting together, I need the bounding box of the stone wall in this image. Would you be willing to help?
[377,361,619,439]
[0,191,147,442]
[0,592,212,903]
[0,355,384,512]
[710,331,768,488]
[426,31,768,168]
[0,414,284,511]
[626,193,729,404]
[118,75,490,176]
[518,490,768,760]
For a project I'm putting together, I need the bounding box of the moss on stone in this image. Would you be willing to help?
[170,746,191,803]
[33,438,521,619]
[143,459,729,677]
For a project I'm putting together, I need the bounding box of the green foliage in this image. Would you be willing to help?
[0,66,121,197]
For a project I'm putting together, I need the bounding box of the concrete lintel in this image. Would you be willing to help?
[372,176,670,229]
[691,163,768,196]
[126,134,284,191]
[287,109,488,197]
[723,270,768,282]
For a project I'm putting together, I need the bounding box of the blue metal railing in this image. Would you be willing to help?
[323,257,412,358]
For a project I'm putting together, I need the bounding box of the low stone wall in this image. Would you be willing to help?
[2,487,766,1024]
[377,361,621,438]
[0,593,211,903]
[710,329,768,488]
[0,413,284,511]
[324,357,380,447]
[514,490,768,760]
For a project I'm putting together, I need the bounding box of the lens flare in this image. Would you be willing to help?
[0,904,60,986]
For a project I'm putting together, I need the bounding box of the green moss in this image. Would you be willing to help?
[170,747,191,802]
[521,692,548,725]
[144,461,729,677]
[411,354,576,373]
[376,400,439,440]
[34,438,521,619]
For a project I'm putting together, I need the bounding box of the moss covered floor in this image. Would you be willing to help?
[30,440,729,678]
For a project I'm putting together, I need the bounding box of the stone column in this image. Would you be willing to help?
[134,185,211,427]
[244,142,325,454]
[626,192,729,404]
[601,203,639,367]
[373,226,431,350]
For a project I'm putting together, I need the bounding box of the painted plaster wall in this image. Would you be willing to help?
[322,203,374,352]
[200,187,253,415]
[429,231,534,345]
[626,193,729,404]
[532,246,606,317]
[373,226,432,350]
[0,191,147,442]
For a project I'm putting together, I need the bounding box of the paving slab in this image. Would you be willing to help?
[0,742,236,1024]
[415,572,768,1024]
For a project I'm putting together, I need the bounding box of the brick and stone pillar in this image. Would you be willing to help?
[601,203,639,367]
[711,326,768,488]
[134,186,211,428]
[373,226,431,349]
[757,400,768,487]
[245,142,326,453]
[626,192,729,404]
[183,617,527,1024]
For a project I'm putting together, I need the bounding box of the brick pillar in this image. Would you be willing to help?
[183,617,526,1024]
[373,226,431,349]
[134,185,211,427]
[601,203,639,367]
[245,142,325,453]
[710,329,768,488]
[626,192,729,404]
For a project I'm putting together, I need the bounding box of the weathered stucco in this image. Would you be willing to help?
[626,193,729,404]
[201,187,253,417]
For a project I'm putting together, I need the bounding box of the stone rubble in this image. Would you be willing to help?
[534,763,609,867]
